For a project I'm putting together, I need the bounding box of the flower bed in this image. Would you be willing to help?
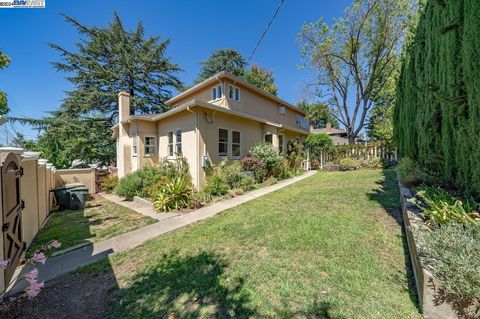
[398,179,479,319]
[113,143,306,213]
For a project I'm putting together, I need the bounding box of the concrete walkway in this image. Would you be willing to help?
[100,193,180,221]
[7,171,316,296]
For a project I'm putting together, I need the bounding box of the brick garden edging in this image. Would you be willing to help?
[398,179,476,319]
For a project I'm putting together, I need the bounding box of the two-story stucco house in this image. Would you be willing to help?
[114,71,309,188]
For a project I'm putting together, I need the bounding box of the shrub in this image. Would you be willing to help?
[153,176,193,212]
[101,176,118,194]
[396,157,421,185]
[363,157,383,169]
[264,176,278,186]
[240,156,267,182]
[286,139,304,172]
[305,133,334,158]
[115,158,192,200]
[202,175,229,197]
[339,157,362,171]
[418,223,480,304]
[416,186,480,226]
[201,160,255,200]
[249,143,283,175]
[115,170,144,199]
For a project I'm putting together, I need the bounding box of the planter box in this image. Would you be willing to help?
[398,180,476,319]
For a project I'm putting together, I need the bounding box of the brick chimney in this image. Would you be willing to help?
[326,122,332,133]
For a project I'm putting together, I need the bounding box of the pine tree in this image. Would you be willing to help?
[14,13,183,168]
[195,49,246,83]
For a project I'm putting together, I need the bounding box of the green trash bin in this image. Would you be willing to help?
[69,186,89,210]
[51,183,89,210]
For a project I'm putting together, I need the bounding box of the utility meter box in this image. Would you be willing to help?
[202,155,211,168]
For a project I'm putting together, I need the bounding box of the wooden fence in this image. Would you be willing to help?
[0,149,114,296]
[315,143,398,169]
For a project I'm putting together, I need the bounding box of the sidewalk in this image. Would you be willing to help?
[7,171,316,296]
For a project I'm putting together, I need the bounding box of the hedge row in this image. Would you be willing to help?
[394,0,480,196]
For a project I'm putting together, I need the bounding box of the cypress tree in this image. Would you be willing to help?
[395,0,480,196]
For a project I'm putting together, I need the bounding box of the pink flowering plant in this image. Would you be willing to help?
[0,239,61,299]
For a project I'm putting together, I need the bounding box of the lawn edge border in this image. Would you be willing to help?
[398,176,467,319]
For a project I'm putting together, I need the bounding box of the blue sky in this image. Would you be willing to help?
[0,0,351,138]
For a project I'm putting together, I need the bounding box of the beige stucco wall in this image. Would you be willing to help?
[171,79,307,130]
[55,168,96,194]
[157,110,200,187]
[130,120,159,170]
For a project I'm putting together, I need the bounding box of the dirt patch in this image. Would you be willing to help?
[0,272,117,319]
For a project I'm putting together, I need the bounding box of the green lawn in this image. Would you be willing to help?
[85,170,421,318]
[28,195,157,255]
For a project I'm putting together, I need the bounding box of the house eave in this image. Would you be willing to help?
[125,100,309,134]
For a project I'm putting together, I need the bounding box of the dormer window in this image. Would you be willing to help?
[228,85,240,101]
[212,85,223,100]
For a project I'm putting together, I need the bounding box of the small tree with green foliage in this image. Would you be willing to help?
[297,101,338,128]
[244,64,277,95]
[305,133,334,158]
[0,49,11,116]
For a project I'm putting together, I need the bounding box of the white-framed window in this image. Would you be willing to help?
[144,136,156,155]
[168,131,174,156]
[132,134,138,156]
[231,130,241,157]
[228,85,240,101]
[212,84,223,100]
[218,128,241,158]
[218,128,229,157]
[278,134,284,155]
[175,129,182,155]
[279,105,286,115]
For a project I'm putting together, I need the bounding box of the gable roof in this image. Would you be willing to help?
[165,71,305,116]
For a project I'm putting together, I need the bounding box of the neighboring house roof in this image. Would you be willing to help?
[310,127,347,135]
[124,99,308,135]
[165,71,306,116]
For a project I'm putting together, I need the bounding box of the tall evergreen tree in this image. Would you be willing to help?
[195,49,246,83]
[244,64,278,95]
[0,49,10,116]
[14,13,183,168]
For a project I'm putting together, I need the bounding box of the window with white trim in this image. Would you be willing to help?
[218,129,241,158]
[132,134,138,156]
[231,130,241,157]
[278,134,284,155]
[228,85,240,101]
[144,136,156,155]
[175,129,182,155]
[279,105,286,115]
[212,84,223,100]
[168,131,174,156]
[218,129,228,157]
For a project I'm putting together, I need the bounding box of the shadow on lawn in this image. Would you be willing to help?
[367,169,421,312]
[107,251,256,318]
